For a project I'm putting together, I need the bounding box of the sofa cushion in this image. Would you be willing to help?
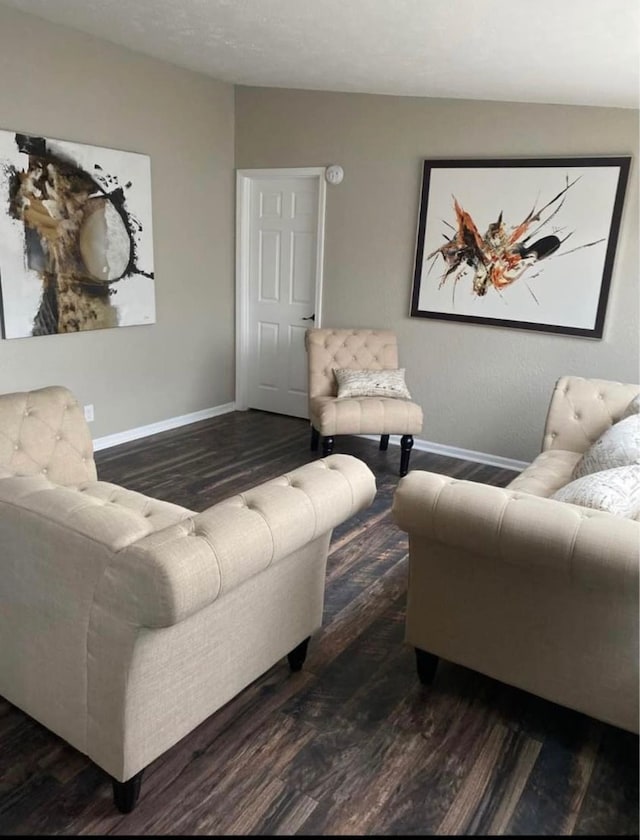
[551,465,640,521]
[309,395,423,436]
[570,414,640,481]
[333,368,412,400]
[506,449,582,497]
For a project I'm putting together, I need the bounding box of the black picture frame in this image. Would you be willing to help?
[410,156,630,338]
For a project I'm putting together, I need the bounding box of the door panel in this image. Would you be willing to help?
[246,175,322,418]
[287,324,309,396]
[258,230,281,302]
[257,321,279,390]
[290,231,313,305]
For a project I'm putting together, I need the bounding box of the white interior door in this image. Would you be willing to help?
[237,169,326,419]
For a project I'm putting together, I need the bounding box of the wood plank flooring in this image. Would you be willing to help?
[0,409,638,835]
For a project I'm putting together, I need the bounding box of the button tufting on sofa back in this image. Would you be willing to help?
[305,328,400,398]
[542,376,640,454]
[0,386,97,485]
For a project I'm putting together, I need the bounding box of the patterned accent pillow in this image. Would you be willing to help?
[333,368,412,400]
[570,414,640,481]
[621,394,640,420]
[551,464,640,520]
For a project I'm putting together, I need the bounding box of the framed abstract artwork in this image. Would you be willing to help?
[0,130,155,339]
[410,156,630,338]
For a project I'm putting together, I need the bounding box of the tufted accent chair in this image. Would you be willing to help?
[392,375,640,734]
[0,385,376,812]
[305,328,423,476]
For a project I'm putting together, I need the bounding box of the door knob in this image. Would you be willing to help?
[302,313,315,322]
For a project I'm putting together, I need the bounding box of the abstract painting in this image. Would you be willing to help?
[411,157,630,337]
[0,130,155,339]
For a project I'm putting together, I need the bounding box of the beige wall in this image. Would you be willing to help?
[0,6,235,438]
[0,7,636,462]
[235,87,639,462]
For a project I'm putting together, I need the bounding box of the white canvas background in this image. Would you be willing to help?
[0,130,155,338]
[417,165,622,330]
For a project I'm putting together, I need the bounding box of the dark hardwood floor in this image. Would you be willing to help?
[0,409,638,835]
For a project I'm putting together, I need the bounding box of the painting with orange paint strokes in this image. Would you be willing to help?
[0,130,155,339]
[410,157,630,338]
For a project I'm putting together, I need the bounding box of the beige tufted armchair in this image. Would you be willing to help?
[305,328,423,476]
[0,385,377,812]
[393,375,640,733]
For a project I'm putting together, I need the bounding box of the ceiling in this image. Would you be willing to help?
[2,0,639,108]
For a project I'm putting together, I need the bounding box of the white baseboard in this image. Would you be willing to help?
[92,402,236,451]
[92,404,528,472]
[360,433,529,472]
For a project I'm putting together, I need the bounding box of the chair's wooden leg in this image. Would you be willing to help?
[415,648,439,685]
[322,436,335,456]
[379,434,390,451]
[287,636,310,672]
[400,434,414,476]
[310,426,320,451]
[112,770,144,813]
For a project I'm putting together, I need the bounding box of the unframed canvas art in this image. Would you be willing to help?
[410,157,630,338]
[0,130,155,339]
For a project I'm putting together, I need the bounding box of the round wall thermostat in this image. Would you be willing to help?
[325,164,344,185]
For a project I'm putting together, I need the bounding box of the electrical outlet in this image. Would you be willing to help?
[84,404,94,423]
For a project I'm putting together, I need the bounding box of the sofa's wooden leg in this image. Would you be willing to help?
[322,436,335,457]
[287,636,310,672]
[415,648,439,685]
[379,434,390,451]
[310,426,320,451]
[112,770,144,814]
[400,434,414,477]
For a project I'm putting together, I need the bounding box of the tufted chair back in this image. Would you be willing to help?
[542,375,640,454]
[305,328,399,399]
[0,386,97,485]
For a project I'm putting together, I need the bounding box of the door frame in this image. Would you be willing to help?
[235,167,327,411]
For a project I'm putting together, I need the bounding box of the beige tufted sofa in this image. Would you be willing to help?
[0,386,376,812]
[305,328,423,475]
[393,375,640,733]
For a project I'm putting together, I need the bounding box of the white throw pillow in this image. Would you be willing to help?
[570,414,640,481]
[551,464,640,520]
[333,368,412,400]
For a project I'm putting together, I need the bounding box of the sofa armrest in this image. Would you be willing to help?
[108,454,376,627]
[392,471,638,595]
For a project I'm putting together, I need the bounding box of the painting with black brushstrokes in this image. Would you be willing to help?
[0,130,155,338]
[410,157,630,338]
